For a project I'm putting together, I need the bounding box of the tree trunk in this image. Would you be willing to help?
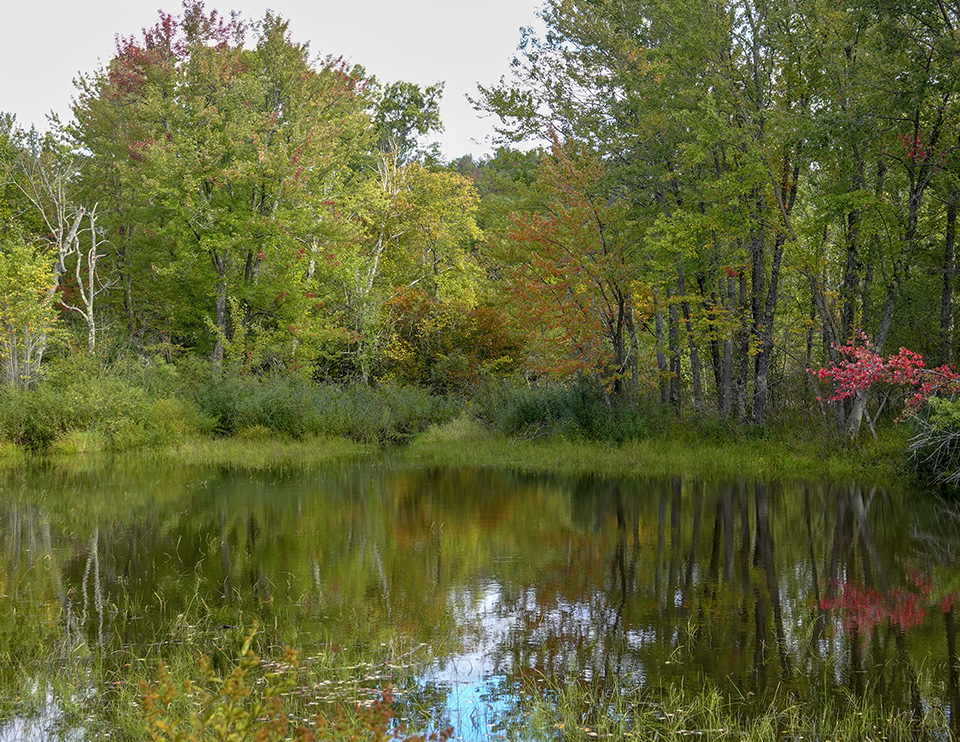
[752,232,786,424]
[705,285,724,411]
[653,288,670,405]
[624,302,640,395]
[735,269,750,420]
[212,252,228,373]
[677,267,703,416]
[942,186,958,365]
[668,287,681,411]
[722,275,735,419]
[840,153,867,341]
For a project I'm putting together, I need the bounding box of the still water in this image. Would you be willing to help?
[0,459,958,739]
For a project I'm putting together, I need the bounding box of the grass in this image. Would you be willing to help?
[155,434,373,469]
[400,414,912,485]
[0,410,912,484]
[509,678,946,741]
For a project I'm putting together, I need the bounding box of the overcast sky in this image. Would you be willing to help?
[1,0,545,159]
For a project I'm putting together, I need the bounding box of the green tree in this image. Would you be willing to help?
[0,236,58,388]
[71,3,370,371]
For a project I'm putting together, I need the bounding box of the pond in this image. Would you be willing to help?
[0,458,958,740]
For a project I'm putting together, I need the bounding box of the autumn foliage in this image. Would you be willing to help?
[382,286,523,391]
[496,141,638,392]
[810,332,960,418]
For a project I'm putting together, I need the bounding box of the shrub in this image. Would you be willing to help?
[141,631,454,742]
[310,383,458,444]
[475,381,653,442]
[381,287,524,391]
[0,356,205,452]
[191,373,457,444]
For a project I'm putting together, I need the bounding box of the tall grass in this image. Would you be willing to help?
[474,381,660,442]
[191,375,459,444]
[405,414,909,484]
[510,678,945,741]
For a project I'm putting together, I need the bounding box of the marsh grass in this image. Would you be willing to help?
[403,416,910,484]
[0,608,443,741]
[154,435,372,469]
[511,678,948,741]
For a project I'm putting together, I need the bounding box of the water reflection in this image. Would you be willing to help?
[0,463,958,738]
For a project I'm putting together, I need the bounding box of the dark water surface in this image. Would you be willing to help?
[1,459,959,739]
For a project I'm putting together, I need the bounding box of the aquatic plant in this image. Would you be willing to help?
[141,631,455,742]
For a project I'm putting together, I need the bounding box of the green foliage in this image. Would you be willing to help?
[191,374,458,444]
[476,382,654,442]
[926,396,960,431]
[0,235,58,389]
[908,397,960,485]
[0,355,204,452]
[371,80,444,162]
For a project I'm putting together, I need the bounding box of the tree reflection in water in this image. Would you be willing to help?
[0,463,957,737]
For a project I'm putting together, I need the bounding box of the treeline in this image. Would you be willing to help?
[2,0,960,456]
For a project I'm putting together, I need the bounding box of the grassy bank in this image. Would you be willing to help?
[0,360,920,484]
[156,434,373,469]
[399,415,912,484]
[0,415,913,484]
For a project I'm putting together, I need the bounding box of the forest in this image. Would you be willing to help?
[3,0,960,480]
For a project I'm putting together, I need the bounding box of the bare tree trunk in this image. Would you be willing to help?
[59,206,108,355]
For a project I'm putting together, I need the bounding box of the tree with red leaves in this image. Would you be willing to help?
[811,334,960,474]
[494,140,641,396]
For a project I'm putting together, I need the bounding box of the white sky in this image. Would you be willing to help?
[1,0,545,159]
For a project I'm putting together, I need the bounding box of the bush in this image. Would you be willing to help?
[381,287,524,391]
[141,631,454,742]
[476,381,653,442]
[191,373,458,444]
[310,383,458,444]
[0,350,460,452]
[908,397,960,485]
[0,356,205,452]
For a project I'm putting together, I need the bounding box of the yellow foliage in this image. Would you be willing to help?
[0,237,58,388]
